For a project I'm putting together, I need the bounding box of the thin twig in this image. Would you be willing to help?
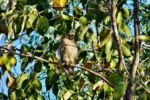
[0,46,114,88]
[76,66,114,88]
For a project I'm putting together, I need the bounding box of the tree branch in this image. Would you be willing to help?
[124,0,141,99]
[110,1,123,69]
[75,66,114,88]
[0,46,114,88]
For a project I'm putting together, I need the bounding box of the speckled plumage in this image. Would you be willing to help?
[58,35,78,67]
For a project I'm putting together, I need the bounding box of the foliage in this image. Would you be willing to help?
[0,0,150,99]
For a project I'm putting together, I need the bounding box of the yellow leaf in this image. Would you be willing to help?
[53,0,68,10]
[93,81,103,90]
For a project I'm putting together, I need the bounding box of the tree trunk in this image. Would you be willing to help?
[124,0,140,99]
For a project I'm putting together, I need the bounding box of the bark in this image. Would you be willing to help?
[124,0,140,99]
[110,1,124,70]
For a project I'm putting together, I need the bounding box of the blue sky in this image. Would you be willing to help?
[0,0,149,99]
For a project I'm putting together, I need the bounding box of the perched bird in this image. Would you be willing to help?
[58,33,78,77]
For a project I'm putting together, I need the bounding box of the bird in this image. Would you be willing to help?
[58,33,78,77]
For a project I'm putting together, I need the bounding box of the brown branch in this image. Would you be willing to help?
[0,46,58,65]
[110,1,124,70]
[0,46,114,88]
[124,0,141,99]
[75,66,114,88]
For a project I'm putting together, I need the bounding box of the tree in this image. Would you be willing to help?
[0,0,150,100]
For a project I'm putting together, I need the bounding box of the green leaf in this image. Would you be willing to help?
[46,70,59,91]
[21,79,30,90]
[19,15,27,35]
[9,90,17,100]
[104,16,110,24]
[34,46,43,56]
[8,20,14,35]
[138,35,150,41]
[122,7,129,17]
[78,26,88,40]
[79,16,88,26]
[114,82,128,99]
[124,24,131,36]
[110,58,118,68]
[117,11,123,25]
[62,90,74,100]
[105,38,112,62]
[36,16,49,34]
[61,11,71,20]
[122,45,131,57]
[119,23,131,36]
[21,44,30,53]
[33,79,42,91]
[16,0,27,9]
[73,7,82,16]
[16,73,28,89]
[100,29,112,47]
[26,13,38,29]
[108,73,122,86]
[21,58,28,72]
[34,61,42,73]
[28,95,36,100]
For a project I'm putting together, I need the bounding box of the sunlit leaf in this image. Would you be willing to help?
[19,15,27,35]
[61,11,71,20]
[79,16,88,26]
[78,26,88,40]
[105,38,112,62]
[6,74,15,88]
[26,13,38,29]
[2,53,9,64]
[33,79,42,91]
[122,7,130,17]
[122,45,131,57]
[110,58,118,68]
[104,16,110,24]
[138,35,150,41]
[0,56,3,65]
[7,20,14,35]
[16,73,28,89]
[117,11,123,25]
[9,56,16,65]
[119,23,131,36]
[61,90,74,100]
[100,29,112,47]
[93,81,103,91]
[9,90,16,100]
[36,16,49,34]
